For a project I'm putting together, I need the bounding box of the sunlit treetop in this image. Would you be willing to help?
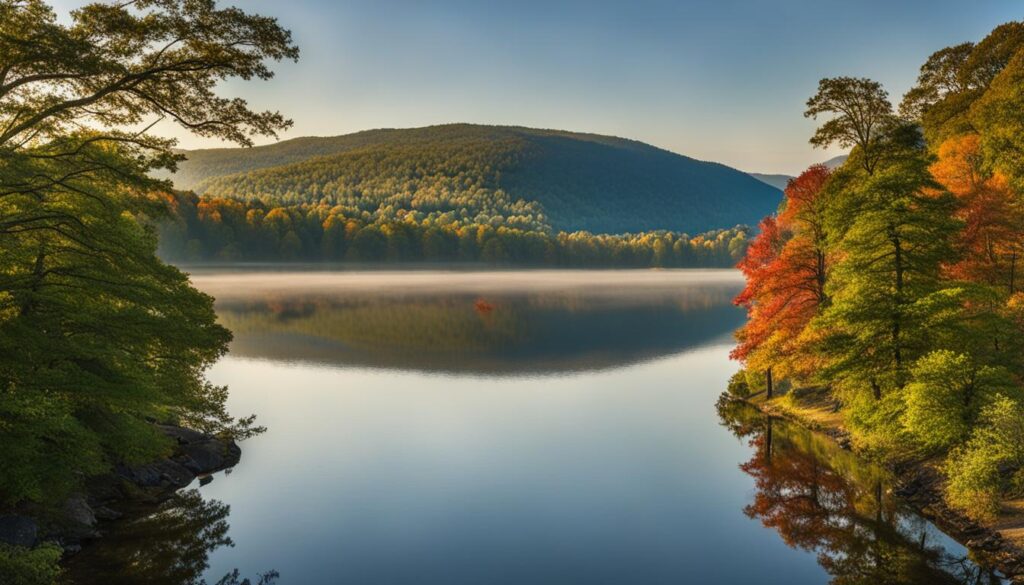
[0,0,299,160]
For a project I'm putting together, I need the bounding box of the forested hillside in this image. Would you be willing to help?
[731,21,1024,526]
[174,124,781,235]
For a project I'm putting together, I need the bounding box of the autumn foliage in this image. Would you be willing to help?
[732,20,1024,523]
[732,165,831,381]
[932,134,1024,291]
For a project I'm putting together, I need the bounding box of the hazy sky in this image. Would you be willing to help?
[52,0,1023,174]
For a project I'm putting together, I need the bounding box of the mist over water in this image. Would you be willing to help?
[188,268,745,300]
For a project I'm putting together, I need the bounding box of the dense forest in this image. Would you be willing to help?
[167,124,782,235]
[158,192,750,267]
[731,22,1024,524]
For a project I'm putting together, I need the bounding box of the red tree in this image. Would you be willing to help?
[732,166,832,383]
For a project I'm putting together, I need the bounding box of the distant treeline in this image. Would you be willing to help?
[157,193,751,267]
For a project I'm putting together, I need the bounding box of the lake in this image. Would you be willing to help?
[64,269,1002,584]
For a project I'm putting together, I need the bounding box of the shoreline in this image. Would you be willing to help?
[0,425,240,557]
[732,392,1024,581]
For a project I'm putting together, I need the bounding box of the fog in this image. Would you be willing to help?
[188,268,743,301]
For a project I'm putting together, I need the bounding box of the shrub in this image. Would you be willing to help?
[727,370,751,398]
[944,395,1024,521]
[0,544,62,585]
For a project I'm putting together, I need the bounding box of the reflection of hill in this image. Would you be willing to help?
[215,287,743,375]
[717,400,1003,584]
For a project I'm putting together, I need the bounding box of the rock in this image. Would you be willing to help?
[0,515,37,547]
[157,424,210,445]
[85,473,127,504]
[119,458,195,489]
[93,506,122,521]
[62,543,82,555]
[61,494,100,540]
[177,441,227,474]
[63,495,96,528]
[27,426,243,559]
[175,437,241,475]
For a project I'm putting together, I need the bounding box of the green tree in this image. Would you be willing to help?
[0,0,298,511]
[972,49,1024,192]
[899,22,1024,145]
[813,127,962,450]
[902,350,1015,452]
[805,77,898,174]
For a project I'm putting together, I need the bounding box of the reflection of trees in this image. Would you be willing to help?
[217,290,744,374]
[64,490,277,585]
[717,399,1002,585]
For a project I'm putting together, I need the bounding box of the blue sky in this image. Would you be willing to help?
[53,0,1024,173]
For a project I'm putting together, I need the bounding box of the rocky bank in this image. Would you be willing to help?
[0,424,240,554]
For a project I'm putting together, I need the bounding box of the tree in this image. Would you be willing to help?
[0,0,297,509]
[972,49,1024,193]
[732,216,786,375]
[900,43,975,121]
[931,134,1024,293]
[732,166,831,385]
[805,77,898,174]
[813,129,962,451]
[902,23,1024,144]
[960,22,1024,91]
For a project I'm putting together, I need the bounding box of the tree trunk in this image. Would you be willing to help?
[1010,249,1017,295]
[816,249,828,304]
[765,367,774,399]
[19,246,46,317]
[890,226,904,377]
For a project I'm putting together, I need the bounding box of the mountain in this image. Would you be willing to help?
[823,154,848,169]
[746,153,850,191]
[748,173,792,191]
[171,124,782,235]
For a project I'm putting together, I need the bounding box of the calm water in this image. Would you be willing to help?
[66,269,1001,585]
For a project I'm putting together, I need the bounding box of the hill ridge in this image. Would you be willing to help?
[171,124,781,234]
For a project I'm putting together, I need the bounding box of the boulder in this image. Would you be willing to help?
[177,440,230,474]
[157,424,210,445]
[61,495,99,540]
[63,495,96,528]
[119,458,195,489]
[0,515,37,548]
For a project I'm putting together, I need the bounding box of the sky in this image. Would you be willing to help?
[52,0,1024,174]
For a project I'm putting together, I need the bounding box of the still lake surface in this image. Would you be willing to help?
[66,269,1002,584]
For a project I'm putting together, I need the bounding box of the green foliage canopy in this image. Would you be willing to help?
[0,0,297,510]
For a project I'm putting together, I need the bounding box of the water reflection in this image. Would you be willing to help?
[200,270,745,374]
[66,271,1008,584]
[717,398,1004,585]
[62,490,277,585]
